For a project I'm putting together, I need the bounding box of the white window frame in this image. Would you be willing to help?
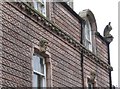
[32,53,46,88]
[84,19,92,51]
[32,0,46,16]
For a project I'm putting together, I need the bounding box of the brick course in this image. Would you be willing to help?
[0,2,112,88]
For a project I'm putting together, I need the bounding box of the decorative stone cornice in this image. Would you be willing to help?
[8,2,112,71]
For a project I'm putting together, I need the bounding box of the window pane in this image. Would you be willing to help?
[33,0,38,10]
[87,78,94,89]
[38,75,44,87]
[84,20,92,51]
[33,73,38,87]
[85,40,90,49]
[33,73,44,87]
[32,0,46,16]
[33,55,44,74]
[87,29,90,40]
[32,53,46,87]
[88,83,94,89]
[41,6,45,15]
[88,83,92,89]
[37,3,42,13]
[85,22,90,40]
[33,55,41,72]
[40,57,44,74]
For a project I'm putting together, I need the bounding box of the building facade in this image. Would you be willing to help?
[0,0,113,88]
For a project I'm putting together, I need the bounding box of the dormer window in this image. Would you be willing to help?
[79,9,97,53]
[84,19,92,51]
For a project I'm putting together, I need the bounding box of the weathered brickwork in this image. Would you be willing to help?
[94,35,110,87]
[0,2,3,87]
[51,2,81,43]
[0,2,82,87]
[0,1,112,88]
[96,37,108,63]
[83,56,109,87]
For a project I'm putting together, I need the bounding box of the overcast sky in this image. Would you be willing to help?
[73,0,118,87]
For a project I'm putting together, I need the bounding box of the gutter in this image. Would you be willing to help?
[81,23,85,88]
[107,44,112,89]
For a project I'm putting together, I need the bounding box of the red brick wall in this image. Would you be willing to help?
[83,56,109,87]
[51,2,81,43]
[0,8,2,88]
[83,35,110,87]
[96,37,108,64]
[0,2,82,87]
[96,36,109,87]
[1,2,32,87]
[0,2,111,88]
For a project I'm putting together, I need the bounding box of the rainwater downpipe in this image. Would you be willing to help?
[80,22,85,88]
[107,43,112,89]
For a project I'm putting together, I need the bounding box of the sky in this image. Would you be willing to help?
[73,0,118,87]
